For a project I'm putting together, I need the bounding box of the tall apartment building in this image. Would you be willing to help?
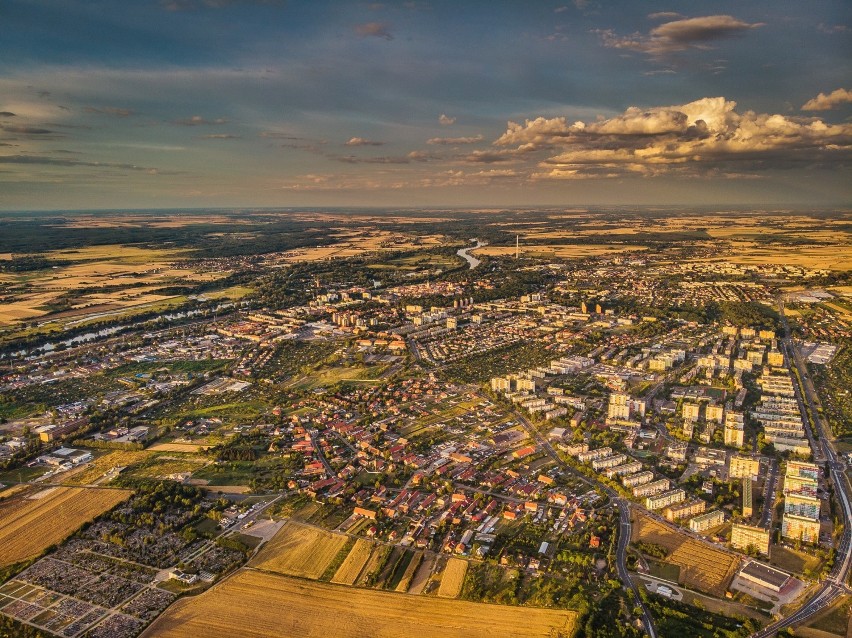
[724,411,745,448]
[729,455,761,480]
[731,523,771,555]
[608,393,646,421]
[742,479,753,518]
[781,514,821,544]
[784,493,821,519]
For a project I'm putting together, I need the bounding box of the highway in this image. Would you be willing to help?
[750,300,852,637]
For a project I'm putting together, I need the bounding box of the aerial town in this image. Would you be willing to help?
[0,207,850,638]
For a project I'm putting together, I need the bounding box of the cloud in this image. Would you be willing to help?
[200,133,240,139]
[648,12,682,20]
[355,22,394,40]
[0,124,57,135]
[0,154,162,171]
[463,150,515,164]
[438,113,456,125]
[0,112,15,117]
[554,6,569,14]
[84,106,135,117]
[817,23,849,34]
[598,15,763,58]
[427,135,483,145]
[173,115,228,126]
[344,136,383,146]
[802,88,852,111]
[494,96,852,179]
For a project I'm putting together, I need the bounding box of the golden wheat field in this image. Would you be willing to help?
[437,557,468,598]
[632,512,738,597]
[0,487,131,566]
[142,569,578,638]
[146,442,213,453]
[251,521,349,579]
[331,538,374,585]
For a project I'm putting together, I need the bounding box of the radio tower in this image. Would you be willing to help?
[515,235,519,259]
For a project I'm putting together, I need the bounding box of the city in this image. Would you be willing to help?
[0,207,850,638]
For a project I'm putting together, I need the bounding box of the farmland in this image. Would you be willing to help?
[0,486,131,566]
[142,569,578,638]
[250,521,349,579]
[632,512,740,597]
[331,539,374,585]
[437,558,468,598]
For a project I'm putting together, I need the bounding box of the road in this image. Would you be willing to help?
[750,300,852,637]
[309,431,336,476]
[509,408,658,638]
[759,460,778,529]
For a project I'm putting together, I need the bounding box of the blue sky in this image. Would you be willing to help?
[1,0,850,209]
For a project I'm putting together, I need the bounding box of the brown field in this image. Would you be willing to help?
[396,551,424,593]
[142,569,577,638]
[146,442,213,453]
[331,538,374,585]
[408,554,436,595]
[61,450,151,486]
[251,521,349,579]
[632,512,739,597]
[0,486,131,566]
[437,558,468,598]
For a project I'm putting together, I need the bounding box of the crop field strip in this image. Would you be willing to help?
[437,558,468,598]
[250,520,349,580]
[142,569,578,638]
[331,538,374,585]
[0,487,132,566]
[394,551,424,592]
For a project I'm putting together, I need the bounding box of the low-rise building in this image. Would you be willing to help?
[646,488,686,510]
[690,509,725,532]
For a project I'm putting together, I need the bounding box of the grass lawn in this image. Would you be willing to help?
[647,559,681,583]
[769,546,823,577]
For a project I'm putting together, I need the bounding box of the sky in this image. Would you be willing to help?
[1,0,850,210]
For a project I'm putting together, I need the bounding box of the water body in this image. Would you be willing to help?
[457,239,484,269]
[6,304,235,359]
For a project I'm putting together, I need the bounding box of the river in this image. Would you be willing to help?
[457,239,484,269]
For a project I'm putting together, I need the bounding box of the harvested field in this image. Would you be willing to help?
[437,558,468,598]
[632,512,739,597]
[331,539,374,585]
[0,487,131,566]
[251,521,348,579]
[142,569,578,638]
